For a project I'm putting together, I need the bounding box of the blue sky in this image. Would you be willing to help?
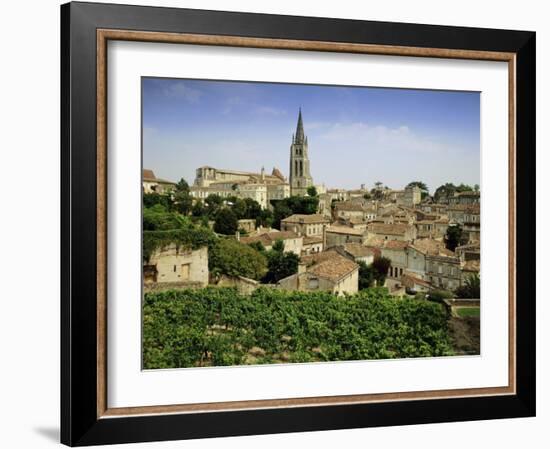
[142,77,480,193]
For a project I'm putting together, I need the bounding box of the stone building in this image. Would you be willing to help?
[325,226,366,248]
[190,166,289,208]
[396,185,422,207]
[142,169,176,194]
[337,243,376,265]
[380,240,409,279]
[367,222,417,242]
[425,253,462,291]
[143,244,209,286]
[281,214,330,237]
[289,109,314,196]
[302,236,324,255]
[277,250,359,296]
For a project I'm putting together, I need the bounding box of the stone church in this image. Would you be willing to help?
[289,108,314,196]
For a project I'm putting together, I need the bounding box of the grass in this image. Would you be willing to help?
[455,307,480,318]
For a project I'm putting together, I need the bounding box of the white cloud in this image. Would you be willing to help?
[256,106,287,116]
[162,81,202,103]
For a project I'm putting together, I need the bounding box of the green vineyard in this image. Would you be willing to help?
[143,287,454,369]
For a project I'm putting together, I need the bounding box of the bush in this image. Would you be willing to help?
[209,238,267,280]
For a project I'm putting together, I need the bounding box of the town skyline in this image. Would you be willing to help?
[143,78,480,193]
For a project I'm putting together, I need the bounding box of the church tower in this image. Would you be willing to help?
[289,108,314,196]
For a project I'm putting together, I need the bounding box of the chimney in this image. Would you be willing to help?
[235,230,240,242]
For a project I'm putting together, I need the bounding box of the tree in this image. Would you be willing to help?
[209,238,268,280]
[213,208,238,235]
[363,192,372,200]
[272,239,285,252]
[256,209,274,228]
[455,183,473,192]
[455,274,480,299]
[173,191,193,215]
[175,178,190,193]
[143,192,172,209]
[444,225,466,251]
[307,186,318,197]
[357,261,375,290]
[262,245,299,283]
[205,194,223,217]
[243,198,262,220]
[473,184,480,193]
[372,256,391,286]
[191,200,206,217]
[231,198,247,219]
[374,181,383,189]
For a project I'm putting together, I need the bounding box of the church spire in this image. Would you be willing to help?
[295,108,305,143]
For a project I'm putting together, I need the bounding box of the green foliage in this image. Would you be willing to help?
[262,248,299,284]
[191,200,206,217]
[143,192,172,210]
[143,227,216,262]
[209,238,267,280]
[363,192,372,200]
[173,191,193,215]
[271,196,320,229]
[175,178,190,193]
[445,225,467,251]
[455,274,480,299]
[456,307,480,318]
[307,186,318,197]
[247,241,266,252]
[142,288,454,369]
[213,208,238,235]
[205,194,223,217]
[357,261,375,290]
[372,256,391,286]
[426,289,454,303]
[143,204,186,231]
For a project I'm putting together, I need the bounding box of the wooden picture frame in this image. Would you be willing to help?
[61,1,535,446]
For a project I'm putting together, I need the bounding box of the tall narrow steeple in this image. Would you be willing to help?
[289,108,313,196]
[295,108,305,143]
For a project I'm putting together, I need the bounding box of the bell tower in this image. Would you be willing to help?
[289,108,313,196]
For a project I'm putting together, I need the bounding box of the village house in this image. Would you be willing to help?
[301,235,324,255]
[401,273,431,293]
[449,190,480,205]
[277,250,359,296]
[425,253,462,291]
[336,242,376,265]
[367,222,417,242]
[143,244,209,287]
[406,238,454,280]
[333,201,368,221]
[281,214,330,237]
[380,240,409,279]
[456,243,481,262]
[142,169,176,194]
[325,225,366,248]
[240,230,303,255]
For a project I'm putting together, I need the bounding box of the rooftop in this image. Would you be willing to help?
[325,225,365,236]
[368,222,412,235]
[343,243,376,258]
[281,214,330,224]
[410,238,454,257]
[302,250,359,282]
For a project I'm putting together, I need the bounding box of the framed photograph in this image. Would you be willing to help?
[61,1,536,446]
